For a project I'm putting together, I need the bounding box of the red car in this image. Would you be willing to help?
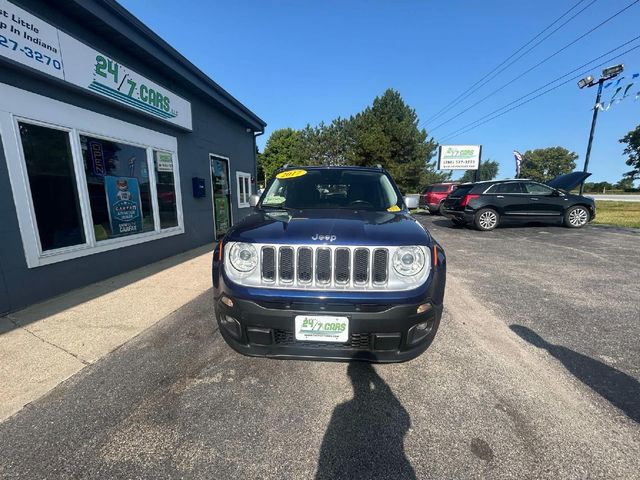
[420,183,459,214]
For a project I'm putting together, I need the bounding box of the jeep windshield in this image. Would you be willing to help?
[260,169,402,211]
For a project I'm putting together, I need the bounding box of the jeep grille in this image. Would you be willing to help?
[259,245,389,289]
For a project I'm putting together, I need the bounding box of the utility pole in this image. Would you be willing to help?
[580,79,603,195]
[577,64,624,195]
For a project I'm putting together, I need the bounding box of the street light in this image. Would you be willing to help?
[576,64,624,195]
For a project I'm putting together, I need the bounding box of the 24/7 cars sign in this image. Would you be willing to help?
[438,145,482,170]
[0,0,192,130]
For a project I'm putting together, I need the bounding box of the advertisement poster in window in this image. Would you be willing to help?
[156,152,173,172]
[104,176,143,237]
[215,196,230,235]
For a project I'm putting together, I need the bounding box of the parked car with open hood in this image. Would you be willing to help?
[441,172,595,231]
[212,166,446,362]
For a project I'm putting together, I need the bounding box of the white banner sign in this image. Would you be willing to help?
[438,145,482,170]
[0,0,192,130]
[155,151,174,172]
[0,0,63,79]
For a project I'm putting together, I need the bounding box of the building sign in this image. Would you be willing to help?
[438,145,482,170]
[104,176,143,237]
[88,140,106,177]
[0,0,192,130]
[155,151,173,172]
[0,0,63,79]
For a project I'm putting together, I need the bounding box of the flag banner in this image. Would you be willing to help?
[513,150,523,177]
[621,83,634,100]
[607,86,623,109]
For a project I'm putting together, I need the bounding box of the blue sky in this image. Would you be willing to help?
[120,0,640,183]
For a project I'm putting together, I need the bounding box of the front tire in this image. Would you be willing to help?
[438,201,446,216]
[474,208,499,231]
[564,205,590,228]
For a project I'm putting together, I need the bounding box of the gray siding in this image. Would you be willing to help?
[0,4,259,314]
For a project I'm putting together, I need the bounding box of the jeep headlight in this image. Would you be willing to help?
[392,246,426,276]
[229,242,258,272]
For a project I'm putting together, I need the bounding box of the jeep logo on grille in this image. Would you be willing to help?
[312,234,336,242]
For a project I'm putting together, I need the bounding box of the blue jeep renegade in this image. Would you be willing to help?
[212,166,446,362]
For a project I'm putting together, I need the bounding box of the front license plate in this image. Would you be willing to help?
[294,315,349,343]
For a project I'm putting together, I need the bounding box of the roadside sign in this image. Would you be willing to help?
[438,145,482,170]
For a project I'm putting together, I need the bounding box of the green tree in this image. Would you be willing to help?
[459,159,499,183]
[348,89,441,193]
[519,147,578,182]
[620,124,640,180]
[257,128,304,183]
[615,177,635,191]
[582,181,614,193]
[257,89,447,192]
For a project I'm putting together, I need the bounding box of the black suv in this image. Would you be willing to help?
[442,172,596,231]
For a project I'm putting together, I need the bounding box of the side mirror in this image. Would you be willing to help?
[403,195,419,209]
[249,194,260,207]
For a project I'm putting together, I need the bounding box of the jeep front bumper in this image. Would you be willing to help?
[212,256,446,363]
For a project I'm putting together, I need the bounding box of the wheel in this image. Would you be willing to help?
[438,201,446,216]
[564,205,590,228]
[474,208,499,231]
[451,218,466,226]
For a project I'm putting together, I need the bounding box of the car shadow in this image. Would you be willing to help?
[510,325,640,424]
[315,362,416,480]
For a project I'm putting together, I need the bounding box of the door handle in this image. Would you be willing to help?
[530,197,539,200]
[497,195,504,198]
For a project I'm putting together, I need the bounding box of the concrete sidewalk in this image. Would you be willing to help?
[0,245,213,422]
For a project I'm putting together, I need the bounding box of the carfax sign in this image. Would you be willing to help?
[438,145,482,170]
[104,176,144,237]
[0,0,192,130]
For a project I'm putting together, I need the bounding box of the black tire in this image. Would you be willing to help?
[474,208,499,231]
[438,201,446,216]
[564,205,590,228]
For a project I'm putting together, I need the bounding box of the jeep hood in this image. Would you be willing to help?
[225,210,432,246]
[545,172,591,191]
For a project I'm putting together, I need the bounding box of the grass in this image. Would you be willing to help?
[593,201,640,229]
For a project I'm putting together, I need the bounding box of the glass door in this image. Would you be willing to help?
[210,155,232,239]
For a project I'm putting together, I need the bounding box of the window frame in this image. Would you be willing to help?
[1,83,184,268]
[484,182,525,194]
[236,171,252,208]
[523,181,555,195]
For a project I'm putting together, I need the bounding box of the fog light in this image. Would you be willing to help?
[408,320,433,345]
[220,315,241,339]
[416,303,431,314]
[221,296,234,308]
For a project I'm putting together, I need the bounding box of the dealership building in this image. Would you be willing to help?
[0,0,266,314]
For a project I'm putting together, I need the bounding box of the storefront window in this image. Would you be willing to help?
[18,122,85,251]
[154,150,179,228]
[237,171,251,208]
[80,135,154,240]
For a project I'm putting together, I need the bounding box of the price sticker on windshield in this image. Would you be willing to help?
[276,169,307,179]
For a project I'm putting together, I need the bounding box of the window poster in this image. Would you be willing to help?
[104,175,143,237]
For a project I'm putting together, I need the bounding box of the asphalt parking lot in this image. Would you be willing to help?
[1,216,639,479]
